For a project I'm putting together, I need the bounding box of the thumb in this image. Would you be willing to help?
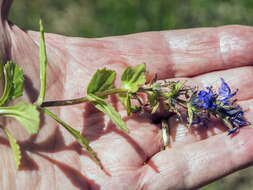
[0,0,12,62]
[0,0,13,93]
[0,0,13,20]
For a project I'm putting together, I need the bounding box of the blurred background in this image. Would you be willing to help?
[9,0,253,189]
[9,0,253,37]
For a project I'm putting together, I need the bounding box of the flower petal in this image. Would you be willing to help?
[227,127,238,135]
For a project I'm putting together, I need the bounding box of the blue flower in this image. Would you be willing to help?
[218,78,238,105]
[220,106,250,135]
[227,127,238,135]
[198,87,217,109]
[233,111,249,126]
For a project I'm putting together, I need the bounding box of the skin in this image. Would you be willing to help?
[1,0,253,189]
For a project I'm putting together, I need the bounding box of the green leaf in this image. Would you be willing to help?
[147,91,157,106]
[130,106,141,113]
[147,91,160,114]
[36,19,47,105]
[0,102,40,134]
[163,81,187,99]
[118,93,126,106]
[40,107,102,169]
[87,68,116,95]
[2,127,21,169]
[0,61,24,106]
[187,102,193,127]
[121,63,146,93]
[174,80,186,92]
[87,94,129,133]
[152,103,159,114]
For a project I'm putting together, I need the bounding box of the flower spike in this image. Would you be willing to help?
[197,87,217,109]
[218,78,238,105]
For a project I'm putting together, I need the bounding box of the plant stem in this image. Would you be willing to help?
[41,88,127,107]
[36,19,47,105]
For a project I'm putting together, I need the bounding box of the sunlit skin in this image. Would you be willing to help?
[1,0,253,189]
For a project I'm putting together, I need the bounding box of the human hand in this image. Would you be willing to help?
[1,1,253,189]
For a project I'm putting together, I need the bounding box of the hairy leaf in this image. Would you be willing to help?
[87,68,116,95]
[3,127,21,169]
[0,61,24,106]
[0,102,40,134]
[87,94,129,133]
[121,63,146,93]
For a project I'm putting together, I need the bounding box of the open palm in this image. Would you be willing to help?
[1,1,253,190]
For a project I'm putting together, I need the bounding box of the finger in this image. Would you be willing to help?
[112,25,253,79]
[167,99,252,149]
[155,65,253,106]
[156,67,253,148]
[26,25,253,82]
[0,0,12,62]
[192,66,253,101]
[156,25,253,78]
[139,127,253,190]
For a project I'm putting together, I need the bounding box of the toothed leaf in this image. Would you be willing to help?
[87,68,116,95]
[0,102,40,134]
[0,61,24,105]
[121,64,146,93]
[3,128,21,169]
[87,94,129,133]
